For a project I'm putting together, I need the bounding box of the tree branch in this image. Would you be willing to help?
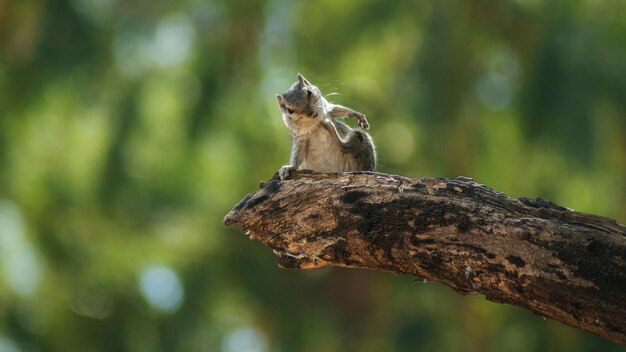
[224,171,626,345]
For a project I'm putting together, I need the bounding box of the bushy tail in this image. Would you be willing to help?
[353,130,376,171]
[330,119,377,171]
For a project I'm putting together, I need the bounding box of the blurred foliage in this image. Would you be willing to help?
[0,0,625,351]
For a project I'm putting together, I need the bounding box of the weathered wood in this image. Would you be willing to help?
[224,171,626,345]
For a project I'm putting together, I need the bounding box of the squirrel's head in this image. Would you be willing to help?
[276,73,323,128]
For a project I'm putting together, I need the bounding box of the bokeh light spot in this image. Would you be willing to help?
[138,265,184,313]
[152,15,195,68]
[475,45,520,110]
[0,200,42,297]
[475,72,513,109]
[0,336,21,352]
[69,288,114,320]
[221,327,268,352]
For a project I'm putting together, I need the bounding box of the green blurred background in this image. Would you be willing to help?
[0,0,625,351]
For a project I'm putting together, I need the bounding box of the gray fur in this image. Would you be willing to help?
[276,73,376,179]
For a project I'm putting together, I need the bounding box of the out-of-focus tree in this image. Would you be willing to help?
[0,0,624,351]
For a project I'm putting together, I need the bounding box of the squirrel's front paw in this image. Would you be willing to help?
[278,165,296,180]
[354,113,369,129]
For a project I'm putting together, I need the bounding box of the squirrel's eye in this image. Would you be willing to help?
[287,108,294,114]
[307,90,312,97]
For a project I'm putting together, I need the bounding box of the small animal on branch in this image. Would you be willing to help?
[275,73,377,180]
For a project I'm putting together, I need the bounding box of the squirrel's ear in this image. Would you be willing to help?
[297,73,311,86]
[276,94,286,106]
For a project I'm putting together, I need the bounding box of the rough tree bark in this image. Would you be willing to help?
[224,171,626,345]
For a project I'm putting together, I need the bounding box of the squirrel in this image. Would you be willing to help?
[276,73,376,180]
